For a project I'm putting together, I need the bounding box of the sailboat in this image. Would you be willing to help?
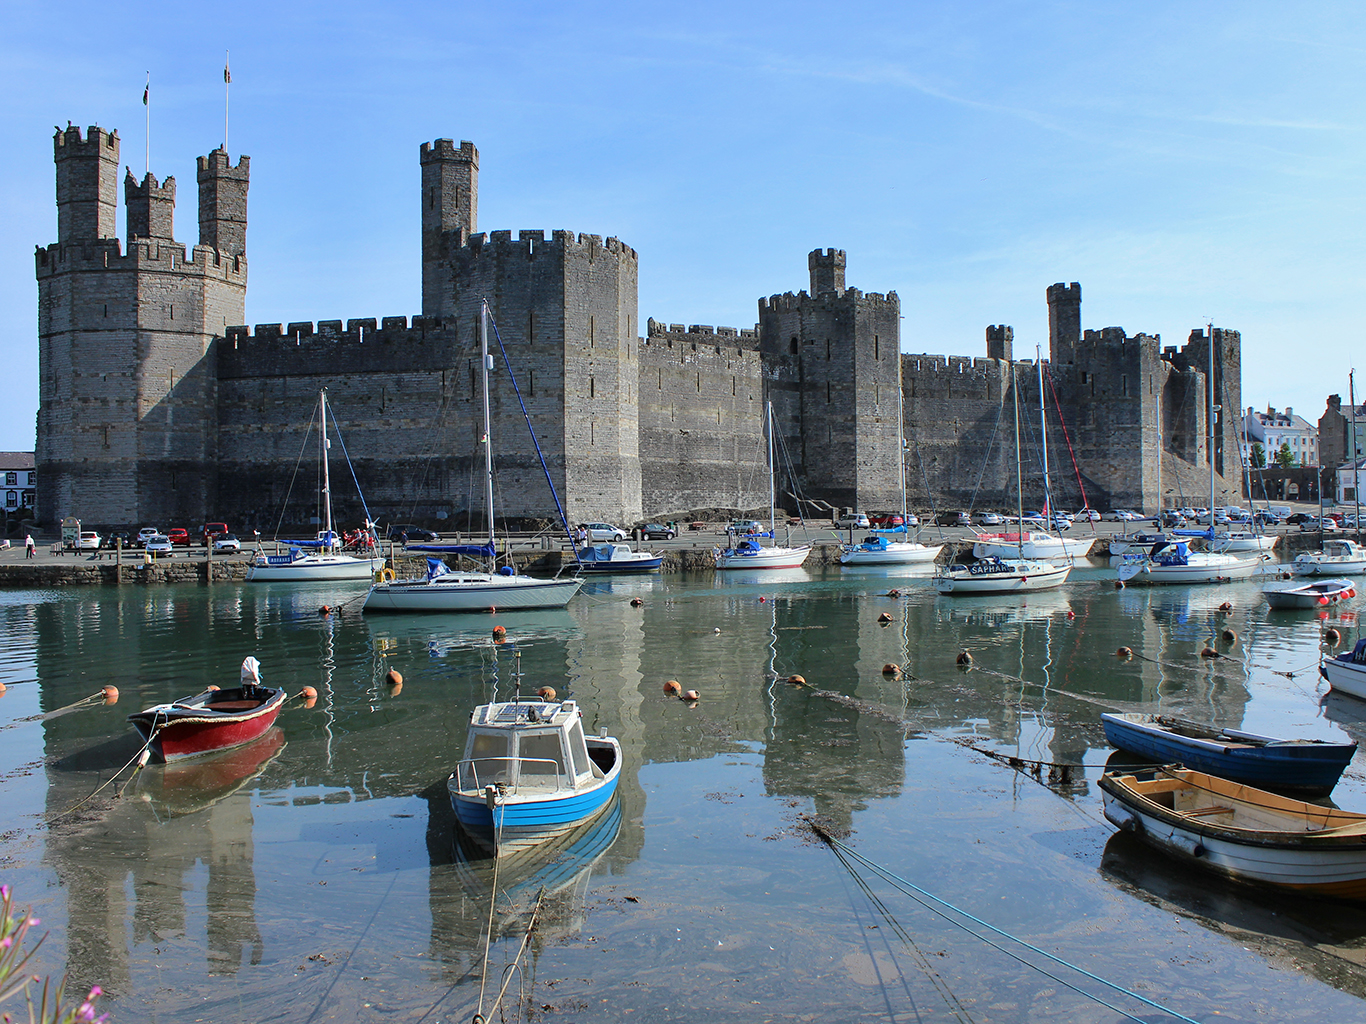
[840,383,943,566]
[935,362,1071,594]
[245,390,385,583]
[1117,325,1263,585]
[715,402,811,570]
[362,302,584,613]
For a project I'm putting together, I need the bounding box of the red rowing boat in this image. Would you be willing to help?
[127,657,287,763]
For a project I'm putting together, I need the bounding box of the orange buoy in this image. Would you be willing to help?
[0,681,6,696]
[102,685,119,704]
[882,663,901,677]
[301,685,318,699]
[1200,647,1219,659]
[877,612,893,624]
[1319,596,1330,606]
[304,696,318,710]
[538,686,557,701]
[682,689,700,701]
[1325,628,1342,646]
[385,669,403,687]
[663,680,682,696]
[1066,609,1075,619]
[1116,647,1133,659]
[956,650,973,666]
[1221,629,1237,644]
[492,625,507,643]
[787,674,806,685]
[1218,601,1233,613]
[630,597,644,607]
[318,605,331,617]
[206,684,220,691]
[389,681,403,696]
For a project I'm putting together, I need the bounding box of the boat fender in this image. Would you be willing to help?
[787,674,806,686]
[1326,628,1342,646]
[663,680,682,695]
[1103,803,1143,834]
[956,650,973,667]
[1168,832,1206,858]
[1319,596,1330,606]
[877,612,893,624]
[498,565,515,576]
[538,686,556,700]
[1218,601,1233,613]
[374,568,395,583]
[103,685,119,704]
[385,669,403,687]
[1221,629,1237,644]
[1116,647,1133,659]
[682,689,700,701]
[882,663,902,677]
[1200,647,1219,659]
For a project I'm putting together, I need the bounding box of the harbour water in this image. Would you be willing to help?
[1,562,1364,1022]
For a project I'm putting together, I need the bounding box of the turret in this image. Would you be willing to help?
[986,324,1013,362]
[54,125,119,242]
[808,248,846,296]
[420,138,479,318]
[196,149,250,256]
[1047,281,1081,365]
[124,170,176,242]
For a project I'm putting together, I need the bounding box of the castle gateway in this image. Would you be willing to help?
[36,128,1240,531]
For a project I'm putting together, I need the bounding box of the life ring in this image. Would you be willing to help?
[374,567,395,583]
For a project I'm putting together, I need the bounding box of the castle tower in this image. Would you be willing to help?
[1047,282,1081,366]
[420,139,479,320]
[808,248,846,296]
[124,171,176,241]
[760,249,901,512]
[36,125,248,528]
[986,325,1013,362]
[54,125,119,242]
[197,149,250,256]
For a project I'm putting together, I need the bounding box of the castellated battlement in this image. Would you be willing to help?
[644,318,759,344]
[219,315,454,379]
[124,170,175,201]
[196,150,250,176]
[456,229,637,261]
[757,288,897,313]
[34,239,246,279]
[420,138,478,164]
[53,125,118,156]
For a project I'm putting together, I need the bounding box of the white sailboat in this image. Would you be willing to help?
[363,302,583,612]
[1117,325,1262,584]
[715,402,811,570]
[936,362,1071,595]
[840,385,942,566]
[245,390,385,583]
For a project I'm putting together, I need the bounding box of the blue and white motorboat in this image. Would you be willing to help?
[449,695,622,856]
[573,543,662,574]
[1322,639,1366,703]
[840,531,942,566]
[1101,712,1357,796]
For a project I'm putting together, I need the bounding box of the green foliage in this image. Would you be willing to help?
[0,886,107,1024]
[1249,442,1266,469]
[1274,442,1296,468]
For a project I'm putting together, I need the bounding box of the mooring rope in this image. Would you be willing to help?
[46,725,160,822]
[807,820,1203,1024]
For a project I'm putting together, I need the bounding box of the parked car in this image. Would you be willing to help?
[1285,512,1315,525]
[973,511,1003,526]
[167,528,191,547]
[1074,508,1101,522]
[104,530,130,550]
[640,523,676,540]
[144,534,173,556]
[388,524,440,544]
[1050,513,1072,531]
[135,527,161,549]
[200,522,229,546]
[902,512,920,528]
[935,510,971,527]
[1253,511,1281,527]
[1301,517,1339,533]
[1105,510,1142,522]
[1159,510,1188,528]
[869,513,904,529]
[213,534,242,553]
[582,522,627,542]
[835,512,870,529]
[77,530,101,550]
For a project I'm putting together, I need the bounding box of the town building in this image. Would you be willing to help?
[0,453,36,514]
[1242,406,1319,468]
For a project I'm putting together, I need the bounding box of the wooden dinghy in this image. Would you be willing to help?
[1100,712,1356,795]
[1264,577,1356,610]
[1100,767,1366,900]
[127,657,287,763]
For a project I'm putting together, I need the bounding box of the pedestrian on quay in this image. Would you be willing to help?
[25,534,35,559]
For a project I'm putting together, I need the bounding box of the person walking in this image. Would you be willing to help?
[24,534,35,559]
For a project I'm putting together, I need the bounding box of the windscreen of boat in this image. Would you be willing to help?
[566,719,591,778]
[517,730,566,781]
[467,731,510,764]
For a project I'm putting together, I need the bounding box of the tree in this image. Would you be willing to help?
[1274,442,1295,468]
[1250,442,1266,469]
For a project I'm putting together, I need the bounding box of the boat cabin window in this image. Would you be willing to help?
[566,719,591,777]
[518,730,566,779]
[469,731,510,762]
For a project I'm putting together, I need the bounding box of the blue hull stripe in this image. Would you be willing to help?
[454,776,618,830]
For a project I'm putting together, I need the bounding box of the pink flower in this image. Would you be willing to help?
[26,918,38,927]
[0,936,11,949]
[0,884,9,899]
[88,986,102,998]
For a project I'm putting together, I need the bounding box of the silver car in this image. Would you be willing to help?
[144,534,174,557]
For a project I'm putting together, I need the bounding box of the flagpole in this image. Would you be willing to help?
[224,51,230,153]
[144,71,150,175]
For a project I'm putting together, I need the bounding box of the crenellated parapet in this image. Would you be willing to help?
[757,288,898,314]
[219,315,453,378]
[34,238,246,281]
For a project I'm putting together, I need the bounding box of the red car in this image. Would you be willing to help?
[869,513,904,529]
[167,528,192,547]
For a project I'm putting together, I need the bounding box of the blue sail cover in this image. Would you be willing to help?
[405,543,497,558]
[290,530,339,549]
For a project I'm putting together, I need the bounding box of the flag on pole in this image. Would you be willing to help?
[224,61,231,84]
[143,83,149,105]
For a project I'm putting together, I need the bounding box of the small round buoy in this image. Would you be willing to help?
[1066,609,1075,619]
[103,685,119,704]
[956,650,973,666]
[538,686,557,701]
[492,625,507,643]
[759,596,766,603]
[663,680,682,696]
[877,612,893,624]
[630,597,643,607]
[714,627,721,634]
[887,589,901,599]
[385,669,403,687]
[304,696,318,709]
[301,685,318,699]
[1114,580,1125,590]
[1319,596,1330,606]
[389,681,403,696]
[318,605,331,617]
[682,689,700,701]
[1221,628,1237,644]
[206,684,220,691]
[1200,646,1219,659]
[1325,628,1342,646]
[787,674,806,685]
[882,663,902,678]
[1116,647,1133,659]
[0,682,6,696]
[1218,601,1233,613]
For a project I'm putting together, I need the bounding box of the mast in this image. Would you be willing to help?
[480,301,496,568]
[1012,364,1024,559]
[1208,323,1217,539]
[767,401,776,541]
[897,380,908,532]
[320,390,333,544]
[1036,348,1050,519]
[1352,370,1361,542]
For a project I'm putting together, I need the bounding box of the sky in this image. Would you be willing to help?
[3,0,1365,451]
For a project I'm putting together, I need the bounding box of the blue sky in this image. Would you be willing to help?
[4,1,1364,451]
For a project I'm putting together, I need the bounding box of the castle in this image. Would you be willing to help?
[35,127,1241,531]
